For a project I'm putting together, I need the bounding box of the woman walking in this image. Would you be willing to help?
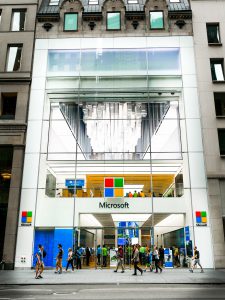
[153,246,162,273]
[66,248,74,271]
[132,245,143,276]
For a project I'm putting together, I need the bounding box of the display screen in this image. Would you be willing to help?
[65,179,85,187]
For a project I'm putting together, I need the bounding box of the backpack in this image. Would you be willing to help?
[43,249,47,258]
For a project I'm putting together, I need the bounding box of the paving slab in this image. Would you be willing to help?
[0,269,225,285]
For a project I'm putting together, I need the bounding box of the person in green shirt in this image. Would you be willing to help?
[133,190,138,197]
[139,245,146,265]
[102,245,108,267]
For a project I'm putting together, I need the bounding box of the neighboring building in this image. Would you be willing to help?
[15,0,215,269]
[191,0,225,268]
[0,1,38,269]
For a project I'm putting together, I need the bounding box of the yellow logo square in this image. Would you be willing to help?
[27,217,32,223]
[201,217,207,223]
[114,188,123,197]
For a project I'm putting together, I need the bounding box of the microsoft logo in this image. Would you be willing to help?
[104,178,124,198]
[195,211,207,226]
[21,211,32,225]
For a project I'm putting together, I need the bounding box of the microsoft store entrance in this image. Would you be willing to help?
[76,213,188,269]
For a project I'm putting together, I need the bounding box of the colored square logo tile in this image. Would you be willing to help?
[22,211,27,217]
[27,211,32,217]
[201,217,207,223]
[196,217,202,223]
[201,211,207,217]
[114,188,123,197]
[105,178,114,187]
[27,217,32,223]
[104,188,114,197]
[114,178,124,188]
[195,211,201,217]
[21,216,27,223]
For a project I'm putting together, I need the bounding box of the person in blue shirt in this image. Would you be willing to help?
[97,245,102,265]
[35,244,44,279]
[75,247,82,269]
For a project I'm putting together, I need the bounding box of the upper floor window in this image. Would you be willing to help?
[207,23,221,44]
[64,13,78,31]
[150,11,164,29]
[49,0,60,5]
[11,10,26,31]
[107,12,121,30]
[169,0,180,2]
[0,93,17,119]
[6,44,23,72]
[214,93,225,117]
[89,0,99,4]
[218,129,225,156]
[210,58,225,81]
[128,0,138,3]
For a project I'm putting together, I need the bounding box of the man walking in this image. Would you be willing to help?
[114,246,125,273]
[132,244,143,276]
[35,244,44,279]
[189,246,204,273]
[55,244,63,274]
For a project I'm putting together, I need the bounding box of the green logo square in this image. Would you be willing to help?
[114,178,123,187]
[201,211,207,217]
[27,211,32,217]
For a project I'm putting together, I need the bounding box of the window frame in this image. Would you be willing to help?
[206,23,222,46]
[64,12,78,32]
[0,93,17,120]
[10,9,26,31]
[210,58,225,83]
[218,129,225,156]
[149,11,164,30]
[106,11,121,31]
[5,44,23,72]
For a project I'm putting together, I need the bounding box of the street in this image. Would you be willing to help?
[0,284,225,300]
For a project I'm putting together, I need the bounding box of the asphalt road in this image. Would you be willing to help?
[0,284,225,300]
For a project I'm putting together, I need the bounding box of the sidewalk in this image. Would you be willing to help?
[0,268,225,285]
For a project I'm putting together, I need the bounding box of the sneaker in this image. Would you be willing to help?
[114,270,117,273]
[189,269,193,273]
[160,269,163,273]
[35,276,40,279]
[38,275,43,279]
[54,271,58,274]
[141,270,143,275]
[132,274,137,276]
[121,271,125,273]
[201,269,204,273]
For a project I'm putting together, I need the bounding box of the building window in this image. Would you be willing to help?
[207,23,221,44]
[0,93,17,119]
[210,59,225,81]
[107,12,121,30]
[89,0,99,4]
[150,11,164,29]
[6,44,23,72]
[128,0,138,3]
[170,0,180,2]
[64,13,78,31]
[11,10,26,31]
[49,0,59,5]
[218,129,225,155]
[214,93,225,117]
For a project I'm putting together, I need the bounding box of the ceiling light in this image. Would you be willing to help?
[112,214,151,222]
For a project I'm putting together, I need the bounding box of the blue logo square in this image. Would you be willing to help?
[104,188,114,197]
[196,216,202,223]
[21,216,27,223]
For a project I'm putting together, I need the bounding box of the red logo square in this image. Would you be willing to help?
[195,211,201,217]
[22,211,27,217]
[105,178,114,187]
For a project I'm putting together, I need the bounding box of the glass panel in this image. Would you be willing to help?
[150,11,164,29]
[49,0,60,5]
[6,45,22,71]
[107,12,120,30]
[218,129,225,155]
[64,13,78,31]
[11,11,26,31]
[207,24,220,44]
[214,93,225,116]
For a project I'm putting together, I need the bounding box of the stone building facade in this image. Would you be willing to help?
[0,0,38,269]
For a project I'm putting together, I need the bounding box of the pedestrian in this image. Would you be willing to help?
[85,247,91,266]
[102,244,108,267]
[55,244,63,274]
[35,244,44,279]
[97,245,102,265]
[75,247,82,269]
[189,246,204,273]
[66,248,74,271]
[132,244,143,276]
[159,245,164,267]
[114,246,125,273]
[153,246,162,273]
